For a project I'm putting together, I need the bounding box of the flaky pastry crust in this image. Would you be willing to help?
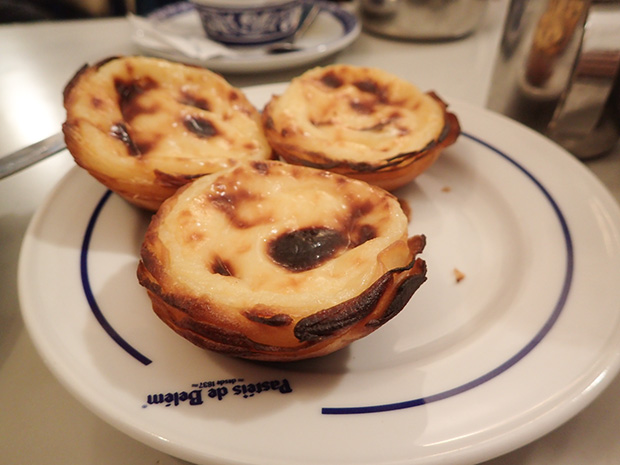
[62,56,272,210]
[262,65,460,191]
[137,160,427,361]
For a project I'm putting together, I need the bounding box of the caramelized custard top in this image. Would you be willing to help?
[146,161,413,314]
[63,56,271,182]
[263,64,447,164]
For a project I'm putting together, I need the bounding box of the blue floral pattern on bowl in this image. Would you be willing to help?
[192,1,304,45]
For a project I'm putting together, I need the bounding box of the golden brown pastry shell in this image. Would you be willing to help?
[262,65,461,191]
[137,160,427,361]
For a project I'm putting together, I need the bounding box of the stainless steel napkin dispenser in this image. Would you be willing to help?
[487,0,620,159]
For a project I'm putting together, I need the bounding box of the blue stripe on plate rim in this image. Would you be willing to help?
[78,131,574,415]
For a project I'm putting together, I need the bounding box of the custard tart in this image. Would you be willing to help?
[262,64,460,191]
[63,56,272,211]
[137,160,427,361]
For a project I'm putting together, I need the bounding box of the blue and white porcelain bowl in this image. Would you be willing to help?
[190,0,304,45]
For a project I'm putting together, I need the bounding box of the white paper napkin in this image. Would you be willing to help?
[128,14,238,61]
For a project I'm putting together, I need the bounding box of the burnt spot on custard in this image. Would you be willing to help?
[180,92,211,111]
[268,227,348,272]
[310,118,334,127]
[243,309,293,327]
[228,90,240,101]
[349,198,373,218]
[250,161,270,175]
[110,122,158,157]
[243,141,259,151]
[110,122,141,156]
[354,79,390,104]
[188,231,205,242]
[350,100,375,115]
[344,199,379,246]
[361,111,404,132]
[264,115,275,130]
[207,183,259,229]
[351,224,377,247]
[91,97,104,109]
[114,76,158,122]
[354,79,379,94]
[320,71,344,88]
[183,115,219,138]
[211,256,235,277]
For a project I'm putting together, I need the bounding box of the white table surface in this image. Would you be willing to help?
[1,1,619,464]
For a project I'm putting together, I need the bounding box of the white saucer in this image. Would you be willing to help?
[131,1,360,73]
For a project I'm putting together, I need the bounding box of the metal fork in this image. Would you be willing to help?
[0,132,66,180]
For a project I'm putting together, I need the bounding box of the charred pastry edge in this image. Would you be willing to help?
[294,249,427,341]
[63,56,124,103]
[63,55,218,102]
[62,64,89,103]
[137,235,427,360]
[263,91,461,175]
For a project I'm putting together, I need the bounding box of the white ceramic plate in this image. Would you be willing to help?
[19,83,620,465]
[131,1,360,73]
